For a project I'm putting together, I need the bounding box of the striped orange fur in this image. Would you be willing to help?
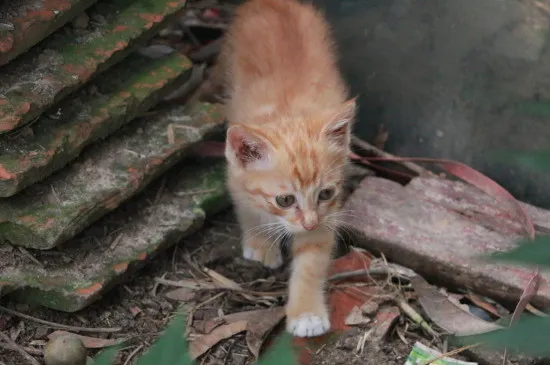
[219,0,356,337]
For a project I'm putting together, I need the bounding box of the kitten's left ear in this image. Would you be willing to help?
[323,97,357,147]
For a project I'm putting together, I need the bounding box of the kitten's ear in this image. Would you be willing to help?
[225,125,273,170]
[323,97,356,148]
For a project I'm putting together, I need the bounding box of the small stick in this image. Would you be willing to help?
[0,343,43,355]
[397,299,439,338]
[328,268,393,282]
[123,344,144,365]
[419,343,482,365]
[0,305,122,333]
[17,247,44,268]
[351,135,432,177]
[0,331,40,365]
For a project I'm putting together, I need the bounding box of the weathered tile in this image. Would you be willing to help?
[344,176,550,308]
[0,159,229,312]
[0,52,194,197]
[0,0,98,66]
[0,0,187,134]
[0,102,225,250]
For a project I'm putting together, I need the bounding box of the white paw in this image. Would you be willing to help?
[243,246,257,261]
[242,246,283,269]
[263,251,283,269]
[287,313,330,338]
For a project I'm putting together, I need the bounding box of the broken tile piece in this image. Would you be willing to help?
[0,0,98,66]
[0,102,225,250]
[0,52,194,197]
[344,176,550,309]
[0,0,188,133]
[0,158,229,312]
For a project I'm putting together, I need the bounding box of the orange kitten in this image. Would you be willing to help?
[220,0,356,337]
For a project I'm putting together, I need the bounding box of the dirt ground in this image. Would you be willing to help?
[0,208,433,365]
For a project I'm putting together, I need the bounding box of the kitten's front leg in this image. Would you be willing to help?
[286,228,334,337]
[235,204,284,269]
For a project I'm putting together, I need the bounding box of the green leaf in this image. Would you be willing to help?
[487,236,550,268]
[91,346,119,365]
[137,315,194,365]
[456,314,550,357]
[258,333,298,365]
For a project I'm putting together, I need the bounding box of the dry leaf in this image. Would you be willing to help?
[47,331,125,349]
[345,306,371,327]
[245,307,285,359]
[360,301,379,316]
[411,276,503,336]
[466,293,503,318]
[188,320,248,359]
[165,288,196,302]
[371,306,400,341]
[202,267,243,291]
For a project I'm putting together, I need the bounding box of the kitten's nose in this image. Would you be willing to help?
[301,212,318,231]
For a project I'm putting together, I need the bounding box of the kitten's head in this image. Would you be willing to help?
[225,98,356,234]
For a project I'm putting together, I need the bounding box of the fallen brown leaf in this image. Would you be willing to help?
[165,287,197,302]
[411,276,503,336]
[371,306,400,341]
[245,307,285,359]
[188,320,248,360]
[344,306,371,327]
[466,293,504,318]
[47,331,125,349]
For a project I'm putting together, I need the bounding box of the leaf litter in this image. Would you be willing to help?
[2,10,546,362]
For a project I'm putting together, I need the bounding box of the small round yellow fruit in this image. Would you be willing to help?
[44,335,87,365]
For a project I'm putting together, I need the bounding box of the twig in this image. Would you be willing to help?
[0,343,43,356]
[328,268,392,282]
[189,38,223,62]
[185,292,226,335]
[0,305,122,333]
[123,344,144,365]
[17,247,43,267]
[351,135,432,177]
[0,331,40,365]
[419,343,482,365]
[397,299,439,338]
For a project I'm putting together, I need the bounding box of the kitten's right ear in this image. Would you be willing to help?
[225,125,273,170]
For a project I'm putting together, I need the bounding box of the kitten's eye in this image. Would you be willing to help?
[275,194,296,208]
[318,188,335,201]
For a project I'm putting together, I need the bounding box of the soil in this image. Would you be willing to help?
[0,208,422,365]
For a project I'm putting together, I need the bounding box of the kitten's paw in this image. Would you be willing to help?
[262,247,283,269]
[242,245,283,269]
[287,313,330,338]
[242,246,258,261]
